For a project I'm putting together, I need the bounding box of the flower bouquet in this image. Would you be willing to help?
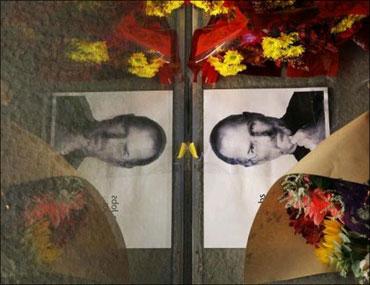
[244,112,369,284]
[1,120,130,283]
[189,0,369,84]
[280,174,369,283]
[1,175,129,283]
[1,1,180,84]
[109,9,180,84]
[65,1,180,84]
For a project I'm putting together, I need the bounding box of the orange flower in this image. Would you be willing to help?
[25,191,86,227]
[305,188,341,225]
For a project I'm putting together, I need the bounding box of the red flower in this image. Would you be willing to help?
[304,188,341,226]
[288,208,324,246]
[25,191,86,228]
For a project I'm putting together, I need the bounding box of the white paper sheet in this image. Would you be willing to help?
[54,91,172,248]
[204,88,329,248]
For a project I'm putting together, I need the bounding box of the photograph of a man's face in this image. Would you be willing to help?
[58,114,166,168]
[210,91,327,167]
[204,88,329,248]
[51,91,172,249]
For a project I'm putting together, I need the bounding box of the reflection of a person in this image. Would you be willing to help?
[58,114,166,168]
[210,91,326,167]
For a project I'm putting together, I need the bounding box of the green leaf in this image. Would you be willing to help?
[310,175,333,189]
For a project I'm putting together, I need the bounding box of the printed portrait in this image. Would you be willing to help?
[204,88,329,248]
[57,113,166,168]
[51,91,173,248]
[210,91,326,167]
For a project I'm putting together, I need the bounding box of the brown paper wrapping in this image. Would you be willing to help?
[1,120,129,283]
[244,112,369,284]
[1,121,77,188]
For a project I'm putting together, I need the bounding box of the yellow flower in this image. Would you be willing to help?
[331,15,366,34]
[208,50,247,77]
[262,32,305,60]
[146,1,184,17]
[129,52,149,67]
[128,52,165,78]
[315,219,344,266]
[24,220,62,264]
[284,45,305,58]
[191,0,229,16]
[67,39,109,64]
[223,50,244,65]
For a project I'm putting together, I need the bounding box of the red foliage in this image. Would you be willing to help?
[315,0,369,19]
[189,0,369,83]
[201,61,220,84]
[287,51,339,77]
[353,19,369,50]
[158,63,180,85]
[109,10,180,84]
[111,13,174,59]
[190,8,248,61]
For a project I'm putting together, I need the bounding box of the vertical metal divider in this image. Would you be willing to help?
[192,82,204,284]
[172,5,203,283]
[171,7,185,284]
[171,5,193,283]
[183,5,194,284]
[191,9,204,285]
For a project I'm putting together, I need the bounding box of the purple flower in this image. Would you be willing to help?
[333,180,369,236]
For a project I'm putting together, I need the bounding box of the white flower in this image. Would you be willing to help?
[359,253,369,283]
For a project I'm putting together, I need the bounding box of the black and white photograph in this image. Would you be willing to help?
[51,91,173,248]
[204,88,329,248]
[57,113,166,169]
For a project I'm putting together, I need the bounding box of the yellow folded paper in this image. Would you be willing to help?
[176,142,200,159]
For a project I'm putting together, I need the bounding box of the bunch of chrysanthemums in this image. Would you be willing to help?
[61,1,369,84]
[61,1,231,83]
[64,0,232,83]
[279,174,369,284]
[189,0,369,83]
[62,1,181,84]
